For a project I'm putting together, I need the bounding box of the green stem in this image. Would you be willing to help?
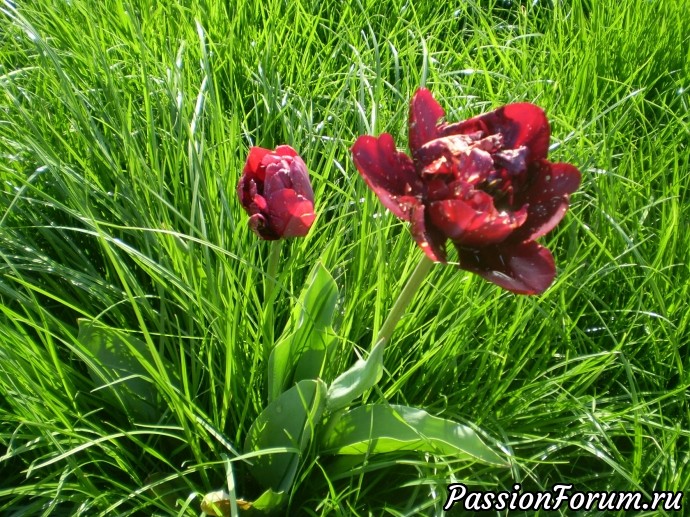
[376,254,434,347]
[264,239,283,358]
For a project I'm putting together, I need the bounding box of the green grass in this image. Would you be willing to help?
[1,0,689,514]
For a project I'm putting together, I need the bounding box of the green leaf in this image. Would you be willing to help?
[326,339,385,411]
[248,488,288,512]
[77,319,163,421]
[268,263,338,401]
[291,262,338,331]
[321,404,506,466]
[291,328,337,383]
[244,379,327,492]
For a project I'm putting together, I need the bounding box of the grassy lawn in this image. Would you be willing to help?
[1,0,688,515]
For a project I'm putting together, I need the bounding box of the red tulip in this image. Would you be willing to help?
[237,145,316,240]
[352,88,580,294]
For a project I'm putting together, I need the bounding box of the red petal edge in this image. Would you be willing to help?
[274,145,298,158]
[352,134,421,221]
[410,204,447,262]
[456,240,556,295]
[267,189,315,238]
[510,162,581,242]
[409,88,446,155]
[244,147,272,177]
[523,162,581,204]
[500,104,551,161]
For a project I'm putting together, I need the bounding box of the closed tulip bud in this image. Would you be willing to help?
[237,145,316,240]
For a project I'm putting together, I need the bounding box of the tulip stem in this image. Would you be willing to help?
[376,254,434,347]
[264,240,283,356]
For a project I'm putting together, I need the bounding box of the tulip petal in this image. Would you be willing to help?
[410,204,447,262]
[236,176,254,211]
[288,155,314,199]
[507,162,580,242]
[248,213,278,240]
[497,104,551,160]
[267,189,316,239]
[415,134,492,181]
[445,103,550,162]
[510,197,570,243]
[274,145,299,158]
[263,160,292,194]
[352,134,422,221]
[409,88,446,155]
[429,195,528,247]
[263,155,314,202]
[250,193,268,214]
[522,162,581,204]
[456,240,556,295]
[244,147,272,180]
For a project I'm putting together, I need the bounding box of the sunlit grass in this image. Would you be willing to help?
[1,0,689,514]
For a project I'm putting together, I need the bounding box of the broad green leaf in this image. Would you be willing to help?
[245,379,327,492]
[290,262,338,331]
[77,319,162,421]
[321,404,505,466]
[326,339,385,411]
[267,331,293,402]
[247,488,288,512]
[268,263,338,401]
[291,328,337,383]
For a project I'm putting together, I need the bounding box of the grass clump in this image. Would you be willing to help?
[1,0,689,514]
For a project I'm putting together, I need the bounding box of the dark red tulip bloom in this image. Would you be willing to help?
[352,88,580,294]
[237,145,316,240]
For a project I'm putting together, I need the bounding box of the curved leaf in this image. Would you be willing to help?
[321,404,505,466]
[326,339,384,411]
[268,263,338,401]
[245,379,327,492]
[246,488,288,513]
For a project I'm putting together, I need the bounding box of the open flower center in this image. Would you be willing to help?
[419,132,528,210]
